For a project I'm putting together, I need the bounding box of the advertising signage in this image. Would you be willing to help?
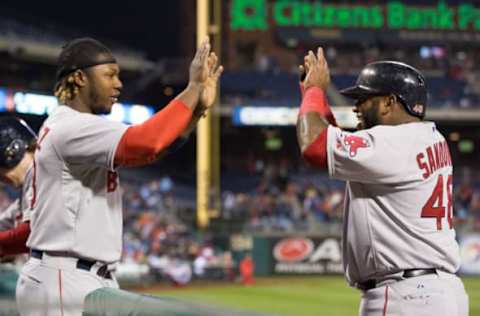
[459,233,480,276]
[231,0,480,32]
[272,237,343,274]
[232,106,358,128]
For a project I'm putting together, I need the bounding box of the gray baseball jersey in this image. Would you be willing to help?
[326,122,460,286]
[0,199,20,231]
[26,106,128,263]
[0,165,33,230]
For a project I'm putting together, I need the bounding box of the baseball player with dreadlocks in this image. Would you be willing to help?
[15,37,222,316]
[296,48,468,315]
[0,117,37,258]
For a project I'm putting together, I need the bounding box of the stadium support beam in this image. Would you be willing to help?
[210,0,222,220]
[196,0,211,229]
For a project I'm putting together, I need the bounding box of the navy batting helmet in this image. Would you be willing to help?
[339,61,427,119]
[0,117,37,169]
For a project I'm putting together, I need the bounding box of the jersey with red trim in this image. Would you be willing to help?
[26,106,128,263]
[0,164,33,230]
[326,122,460,286]
[0,199,20,231]
[20,164,33,223]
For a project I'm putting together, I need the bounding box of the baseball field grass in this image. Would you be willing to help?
[149,276,480,316]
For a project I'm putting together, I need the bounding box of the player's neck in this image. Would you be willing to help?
[66,97,93,114]
[395,116,421,125]
[385,112,421,126]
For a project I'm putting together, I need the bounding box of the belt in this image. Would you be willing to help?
[30,249,113,280]
[357,268,437,291]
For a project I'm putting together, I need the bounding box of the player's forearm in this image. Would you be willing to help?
[297,87,331,168]
[114,99,193,167]
[297,115,328,168]
[0,222,30,256]
[300,86,337,126]
[297,86,332,151]
[175,82,203,111]
[181,104,207,138]
[297,113,327,151]
[158,106,206,159]
[166,83,204,142]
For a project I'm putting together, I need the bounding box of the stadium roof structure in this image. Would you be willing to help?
[0,16,155,72]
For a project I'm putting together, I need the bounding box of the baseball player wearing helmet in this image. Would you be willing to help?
[0,117,37,258]
[296,48,468,316]
[15,37,222,316]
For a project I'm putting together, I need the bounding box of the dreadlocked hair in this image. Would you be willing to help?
[54,73,80,104]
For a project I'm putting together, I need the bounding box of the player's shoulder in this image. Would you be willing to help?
[48,106,99,123]
[47,105,124,132]
[334,122,440,151]
[43,107,103,146]
[365,121,437,138]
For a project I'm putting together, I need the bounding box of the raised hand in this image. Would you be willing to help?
[200,52,224,109]
[303,47,330,91]
[189,37,211,86]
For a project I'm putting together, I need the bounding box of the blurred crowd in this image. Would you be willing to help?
[239,43,480,77]
[120,177,234,283]
[222,164,345,232]
[223,44,480,109]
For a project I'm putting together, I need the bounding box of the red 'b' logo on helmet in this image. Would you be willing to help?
[412,104,424,115]
[343,135,370,157]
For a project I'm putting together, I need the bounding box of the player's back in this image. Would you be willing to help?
[26,105,128,263]
[326,122,460,284]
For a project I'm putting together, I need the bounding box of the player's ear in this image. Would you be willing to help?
[378,95,392,116]
[383,94,397,115]
[73,70,87,87]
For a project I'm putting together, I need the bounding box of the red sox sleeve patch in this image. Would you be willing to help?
[340,134,371,157]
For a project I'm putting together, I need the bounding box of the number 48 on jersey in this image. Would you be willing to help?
[421,174,453,231]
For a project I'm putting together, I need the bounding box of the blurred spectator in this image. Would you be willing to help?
[239,254,255,285]
[166,258,192,286]
[456,181,473,221]
[193,247,213,278]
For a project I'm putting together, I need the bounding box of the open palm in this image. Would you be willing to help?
[200,52,223,108]
[303,47,330,91]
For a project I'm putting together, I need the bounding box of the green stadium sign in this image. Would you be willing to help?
[230,0,480,31]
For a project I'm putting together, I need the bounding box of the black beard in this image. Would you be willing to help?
[89,88,110,115]
[92,106,110,115]
[362,102,380,129]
